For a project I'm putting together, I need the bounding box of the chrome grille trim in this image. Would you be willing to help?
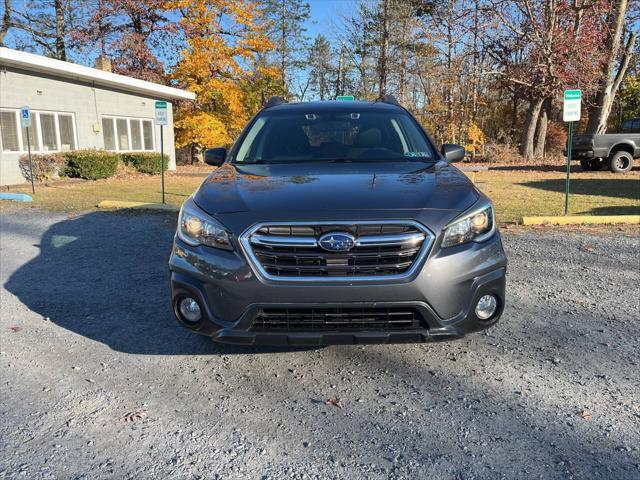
[239,221,435,283]
[250,234,318,248]
[355,232,425,247]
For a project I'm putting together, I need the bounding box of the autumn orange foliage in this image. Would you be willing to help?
[465,123,485,153]
[164,0,278,151]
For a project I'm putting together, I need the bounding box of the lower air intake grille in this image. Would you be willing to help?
[251,307,425,331]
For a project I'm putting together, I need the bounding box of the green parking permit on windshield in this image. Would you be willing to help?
[336,95,355,101]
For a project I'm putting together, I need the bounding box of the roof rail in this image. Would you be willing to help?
[263,96,288,109]
[375,94,400,107]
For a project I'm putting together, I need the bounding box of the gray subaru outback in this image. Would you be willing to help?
[169,96,507,345]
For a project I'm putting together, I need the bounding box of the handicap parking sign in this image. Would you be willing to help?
[20,107,31,128]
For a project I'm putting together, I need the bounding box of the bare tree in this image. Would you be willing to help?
[6,0,73,60]
[0,0,10,45]
[377,0,390,97]
[309,34,333,100]
[587,0,637,133]
[264,0,311,95]
[54,0,66,60]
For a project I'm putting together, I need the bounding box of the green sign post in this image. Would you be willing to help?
[20,107,34,194]
[563,90,581,215]
[336,95,355,101]
[155,101,168,204]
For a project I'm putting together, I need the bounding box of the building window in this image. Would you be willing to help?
[130,119,142,150]
[101,116,155,152]
[142,120,154,150]
[116,118,129,150]
[0,110,20,152]
[21,115,39,151]
[59,114,76,150]
[40,113,57,151]
[102,118,116,150]
[0,109,75,153]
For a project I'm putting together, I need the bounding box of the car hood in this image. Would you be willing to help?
[193,161,478,214]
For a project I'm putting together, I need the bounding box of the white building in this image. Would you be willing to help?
[0,47,195,185]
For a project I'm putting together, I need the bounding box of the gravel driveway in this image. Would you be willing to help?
[0,210,638,479]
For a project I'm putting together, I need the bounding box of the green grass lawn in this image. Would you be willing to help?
[1,174,202,212]
[475,170,640,223]
[2,168,639,224]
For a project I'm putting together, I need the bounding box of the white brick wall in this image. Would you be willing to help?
[0,67,177,185]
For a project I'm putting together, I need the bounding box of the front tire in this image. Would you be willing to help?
[608,151,633,174]
[580,159,604,171]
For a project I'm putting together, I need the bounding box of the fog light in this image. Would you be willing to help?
[178,297,201,323]
[475,295,498,320]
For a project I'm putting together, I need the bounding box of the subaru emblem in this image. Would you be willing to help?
[319,232,356,252]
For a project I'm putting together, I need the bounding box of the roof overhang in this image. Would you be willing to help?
[0,47,195,101]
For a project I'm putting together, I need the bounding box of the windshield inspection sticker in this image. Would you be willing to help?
[404,152,431,157]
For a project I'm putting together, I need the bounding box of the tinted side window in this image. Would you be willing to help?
[622,119,640,133]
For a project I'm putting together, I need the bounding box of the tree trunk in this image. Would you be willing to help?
[534,99,550,158]
[586,0,633,134]
[377,0,389,98]
[471,0,480,121]
[280,0,287,93]
[335,44,344,98]
[54,0,66,61]
[399,17,407,105]
[445,0,453,124]
[510,90,518,143]
[520,97,544,161]
[0,0,10,46]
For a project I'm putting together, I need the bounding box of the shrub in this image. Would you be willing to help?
[482,143,523,164]
[63,150,119,180]
[18,153,66,182]
[121,152,169,174]
[545,121,568,156]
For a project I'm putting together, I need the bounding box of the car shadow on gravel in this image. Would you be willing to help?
[4,211,316,356]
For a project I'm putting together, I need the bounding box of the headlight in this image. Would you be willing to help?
[442,204,494,248]
[177,200,233,250]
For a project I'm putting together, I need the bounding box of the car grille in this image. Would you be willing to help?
[251,307,425,331]
[241,222,432,280]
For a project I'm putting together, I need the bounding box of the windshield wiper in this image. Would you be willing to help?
[240,159,266,164]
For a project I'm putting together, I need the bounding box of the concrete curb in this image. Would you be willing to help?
[522,215,640,226]
[97,200,179,212]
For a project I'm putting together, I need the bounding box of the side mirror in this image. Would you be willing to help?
[441,144,466,163]
[204,147,227,167]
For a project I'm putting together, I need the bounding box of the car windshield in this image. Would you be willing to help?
[232,110,435,164]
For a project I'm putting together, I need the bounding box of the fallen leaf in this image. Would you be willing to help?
[580,245,596,254]
[9,326,22,333]
[576,408,592,420]
[120,410,147,423]
[324,397,343,408]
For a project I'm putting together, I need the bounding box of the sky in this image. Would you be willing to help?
[3,0,359,66]
[306,0,355,39]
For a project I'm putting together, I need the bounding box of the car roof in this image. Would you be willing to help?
[263,100,404,113]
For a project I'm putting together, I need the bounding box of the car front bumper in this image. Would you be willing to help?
[169,232,507,346]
